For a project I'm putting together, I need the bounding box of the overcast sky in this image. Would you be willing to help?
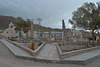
[0,0,99,29]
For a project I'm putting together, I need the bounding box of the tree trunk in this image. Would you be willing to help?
[26,32,28,38]
[19,30,22,37]
[92,29,95,46]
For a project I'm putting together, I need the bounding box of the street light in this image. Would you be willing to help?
[37,18,42,40]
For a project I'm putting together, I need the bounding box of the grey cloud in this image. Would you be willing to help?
[0,0,99,29]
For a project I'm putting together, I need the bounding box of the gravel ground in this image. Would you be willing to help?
[13,41,39,50]
[35,43,60,60]
[61,44,87,52]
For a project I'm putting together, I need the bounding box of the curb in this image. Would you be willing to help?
[7,40,45,56]
[1,39,100,64]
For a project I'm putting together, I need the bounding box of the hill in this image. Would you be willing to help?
[0,16,62,32]
[0,16,17,30]
[34,24,62,32]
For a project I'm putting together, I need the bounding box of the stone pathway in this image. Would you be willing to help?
[35,43,60,60]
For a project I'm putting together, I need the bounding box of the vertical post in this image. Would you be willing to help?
[68,36,70,51]
[37,18,42,41]
[62,19,66,46]
[48,29,51,42]
[75,35,77,49]
[39,22,40,39]
[30,19,34,39]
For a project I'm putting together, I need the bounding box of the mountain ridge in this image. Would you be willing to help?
[0,16,62,32]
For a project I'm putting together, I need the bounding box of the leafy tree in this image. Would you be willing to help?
[16,17,31,37]
[16,17,25,37]
[23,19,31,37]
[69,2,100,46]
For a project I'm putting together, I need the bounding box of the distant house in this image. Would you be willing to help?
[65,29,82,38]
[41,32,62,38]
[65,30,72,37]
[51,32,62,38]
[39,29,83,40]
[80,30,92,38]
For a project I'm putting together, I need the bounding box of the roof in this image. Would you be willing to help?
[70,30,82,34]
[36,31,62,34]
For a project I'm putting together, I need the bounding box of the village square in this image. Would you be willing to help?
[0,18,100,65]
[0,1,100,67]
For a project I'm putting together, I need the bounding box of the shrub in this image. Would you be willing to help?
[38,42,43,46]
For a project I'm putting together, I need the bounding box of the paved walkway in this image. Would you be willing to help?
[64,49,100,64]
[0,40,15,58]
[34,43,60,60]
[0,40,33,58]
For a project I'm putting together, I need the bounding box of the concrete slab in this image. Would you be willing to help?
[0,40,33,59]
[63,49,100,64]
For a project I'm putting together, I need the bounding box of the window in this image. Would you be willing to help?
[11,25,13,28]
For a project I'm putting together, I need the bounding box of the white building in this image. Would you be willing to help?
[3,22,18,38]
[3,22,37,39]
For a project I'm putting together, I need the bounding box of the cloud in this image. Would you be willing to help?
[0,0,99,29]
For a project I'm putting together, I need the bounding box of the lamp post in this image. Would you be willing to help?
[37,18,42,40]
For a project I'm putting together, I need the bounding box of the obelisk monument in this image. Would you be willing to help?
[62,19,66,45]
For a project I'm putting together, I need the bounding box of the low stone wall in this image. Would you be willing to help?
[55,42,100,59]
[61,46,100,59]
[7,40,45,56]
